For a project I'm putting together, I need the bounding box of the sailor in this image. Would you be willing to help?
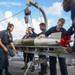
[37,23,48,75]
[62,0,75,53]
[37,23,46,36]
[38,18,68,75]
[0,22,18,75]
[21,27,37,70]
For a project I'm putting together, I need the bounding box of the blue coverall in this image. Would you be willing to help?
[38,29,48,74]
[45,26,68,75]
[23,32,37,63]
[64,2,75,51]
[0,30,13,70]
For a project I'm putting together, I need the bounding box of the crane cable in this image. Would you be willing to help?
[28,2,43,28]
[0,9,24,22]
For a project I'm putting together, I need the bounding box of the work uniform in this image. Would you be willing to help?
[37,29,46,36]
[23,32,37,63]
[64,2,75,51]
[38,29,48,75]
[45,26,68,75]
[0,30,13,70]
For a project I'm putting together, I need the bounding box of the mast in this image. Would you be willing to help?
[26,0,48,30]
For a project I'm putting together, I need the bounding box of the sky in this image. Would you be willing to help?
[0,0,73,40]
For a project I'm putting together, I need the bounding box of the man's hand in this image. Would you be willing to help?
[10,43,18,54]
[4,47,8,52]
[14,49,18,54]
[66,46,73,53]
[38,34,45,39]
[23,50,27,52]
[0,39,8,52]
[55,41,60,44]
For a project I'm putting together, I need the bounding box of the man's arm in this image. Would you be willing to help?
[71,2,75,21]
[10,42,18,54]
[63,26,74,37]
[38,28,53,38]
[0,39,8,52]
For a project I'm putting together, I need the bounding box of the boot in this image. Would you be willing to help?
[5,68,12,75]
[5,72,12,75]
[30,66,35,72]
[21,66,24,70]
[0,74,3,75]
[38,71,45,75]
[0,70,3,75]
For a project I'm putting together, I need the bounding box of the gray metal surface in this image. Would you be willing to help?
[8,45,75,59]
[5,60,75,75]
[13,32,61,46]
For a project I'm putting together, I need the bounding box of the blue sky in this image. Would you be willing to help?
[0,0,72,39]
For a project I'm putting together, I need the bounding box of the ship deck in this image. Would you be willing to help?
[4,60,75,75]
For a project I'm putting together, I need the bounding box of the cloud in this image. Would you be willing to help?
[0,11,8,30]
[4,11,26,39]
[0,10,3,19]
[1,11,50,40]
[0,7,51,39]
[45,2,63,15]
[0,1,21,7]
[0,11,2,16]
[32,17,51,33]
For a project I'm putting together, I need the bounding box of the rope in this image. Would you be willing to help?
[28,3,43,28]
[26,2,43,28]
[0,9,24,22]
